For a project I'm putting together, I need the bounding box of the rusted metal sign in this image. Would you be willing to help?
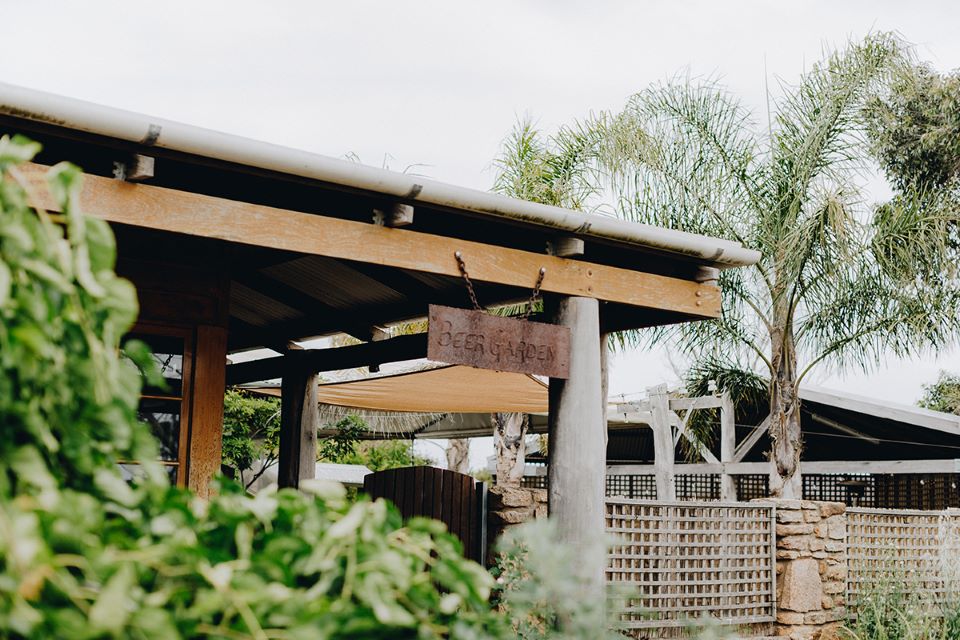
[427,305,570,379]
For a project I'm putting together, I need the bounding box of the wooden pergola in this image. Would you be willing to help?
[0,82,759,585]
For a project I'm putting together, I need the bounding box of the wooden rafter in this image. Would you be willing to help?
[227,333,427,385]
[232,269,375,342]
[21,162,722,319]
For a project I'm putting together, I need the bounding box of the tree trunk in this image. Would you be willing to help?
[768,324,803,498]
[494,412,527,487]
[445,438,471,474]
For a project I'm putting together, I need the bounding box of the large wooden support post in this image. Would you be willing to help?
[719,392,737,501]
[548,297,606,595]
[188,325,228,498]
[278,361,319,489]
[648,385,676,501]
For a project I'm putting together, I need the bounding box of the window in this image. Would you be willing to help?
[122,327,193,486]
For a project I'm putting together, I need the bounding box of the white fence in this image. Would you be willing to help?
[847,507,960,608]
[605,499,776,630]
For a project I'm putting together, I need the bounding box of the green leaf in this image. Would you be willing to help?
[0,260,11,307]
[89,563,136,633]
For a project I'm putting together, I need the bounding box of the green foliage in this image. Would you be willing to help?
[0,134,162,502]
[2,479,502,639]
[0,137,507,639]
[919,371,960,415]
[494,35,960,490]
[221,390,281,488]
[841,582,960,640]
[865,63,960,293]
[865,65,960,191]
[492,520,629,640]
[492,117,602,211]
[318,415,368,462]
[319,416,431,471]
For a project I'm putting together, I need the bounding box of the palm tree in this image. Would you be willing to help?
[494,34,960,497]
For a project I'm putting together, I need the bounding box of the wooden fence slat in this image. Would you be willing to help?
[364,466,482,562]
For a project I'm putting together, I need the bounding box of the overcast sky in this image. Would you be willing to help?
[3,1,958,465]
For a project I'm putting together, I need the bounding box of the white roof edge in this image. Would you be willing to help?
[0,82,760,269]
[800,385,960,435]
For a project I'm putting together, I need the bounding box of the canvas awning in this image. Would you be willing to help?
[252,364,548,414]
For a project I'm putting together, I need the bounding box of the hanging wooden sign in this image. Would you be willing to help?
[427,304,570,379]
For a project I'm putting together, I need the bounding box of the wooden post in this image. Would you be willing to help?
[719,392,737,501]
[187,325,228,498]
[648,385,675,501]
[547,296,606,596]
[278,361,318,489]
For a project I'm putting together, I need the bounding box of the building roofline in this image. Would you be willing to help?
[799,386,960,436]
[0,81,760,269]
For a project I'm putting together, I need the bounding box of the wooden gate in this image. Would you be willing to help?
[363,466,486,562]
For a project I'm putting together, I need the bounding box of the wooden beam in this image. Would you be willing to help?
[373,203,414,228]
[277,363,318,489]
[606,459,960,476]
[227,332,427,385]
[21,162,720,318]
[810,413,880,446]
[719,392,737,501]
[547,236,585,258]
[648,385,675,500]
[113,154,155,182]
[670,396,724,411]
[733,416,770,462]
[670,411,720,464]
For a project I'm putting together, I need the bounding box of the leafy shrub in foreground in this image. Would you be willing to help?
[0,136,504,639]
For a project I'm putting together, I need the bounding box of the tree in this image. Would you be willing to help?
[865,65,960,192]
[495,34,960,497]
[221,389,281,489]
[446,438,471,474]
[919,371,960,415]
[319,415,432,471]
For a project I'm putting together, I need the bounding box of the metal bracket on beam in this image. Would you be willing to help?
[547,236,585,258]
[112,154,155,182]
[373,203,414,228]
[694,266,720,285]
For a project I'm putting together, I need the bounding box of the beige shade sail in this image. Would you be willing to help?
[251,364,549,414]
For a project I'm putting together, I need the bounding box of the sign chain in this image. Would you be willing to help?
[521,267,547,320]
[454,251,546,320]
[454,251,483,311]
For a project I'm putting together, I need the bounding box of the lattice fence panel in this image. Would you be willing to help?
[607,474,658,499]
[803,474,876,507]
[872,474,960,510]
[606,499,776,630]
[735,474,769,501]
[847,508,960,609]
[676,474,720,501]
[519,475,547,489]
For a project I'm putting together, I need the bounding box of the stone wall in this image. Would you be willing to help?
[769,499,847,640]
[486,486,547,562]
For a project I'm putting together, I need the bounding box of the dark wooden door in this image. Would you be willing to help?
[363,466,485,562]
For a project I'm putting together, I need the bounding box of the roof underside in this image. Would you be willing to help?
[2,114,733,353]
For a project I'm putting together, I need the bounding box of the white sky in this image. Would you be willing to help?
[3,1,958,468]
